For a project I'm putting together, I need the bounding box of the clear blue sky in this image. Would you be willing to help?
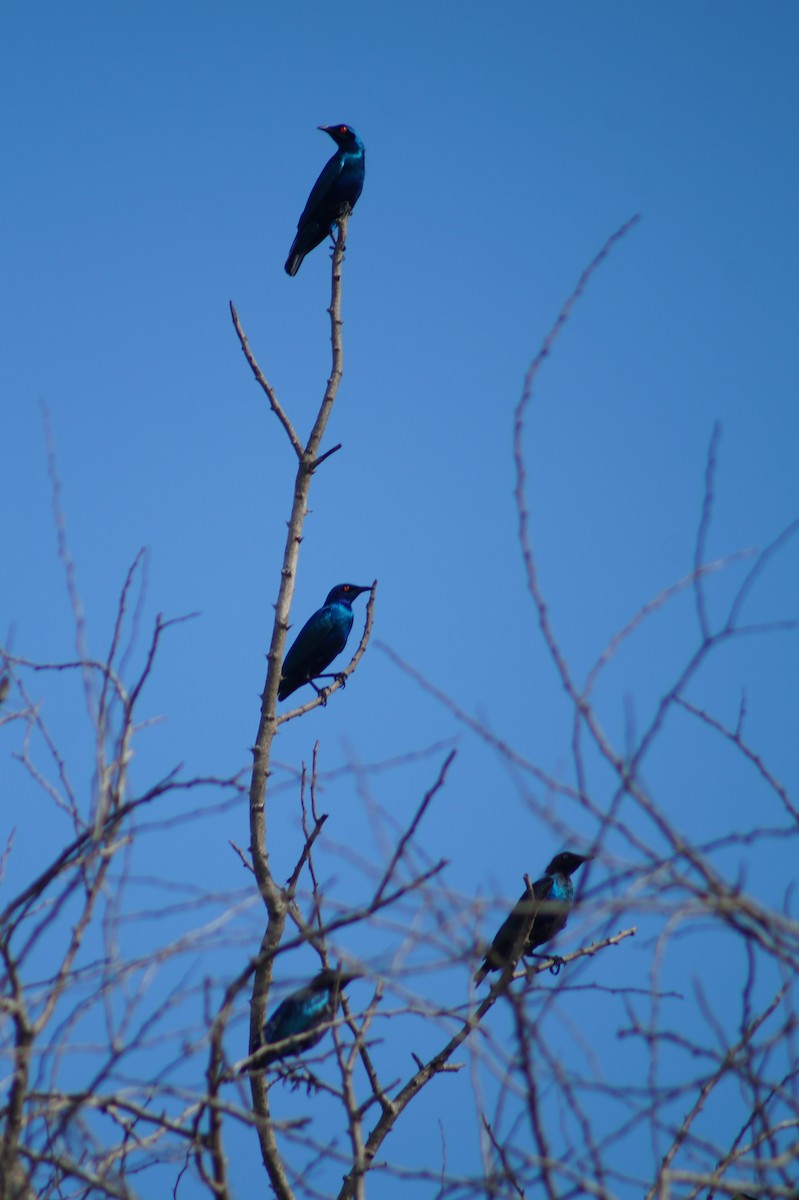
[2,3,798,1196]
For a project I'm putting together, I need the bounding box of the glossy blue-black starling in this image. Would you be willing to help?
[278,583,370,701]
[285,124,365,276]
[251,969,360,1065]
[474,851,590,985]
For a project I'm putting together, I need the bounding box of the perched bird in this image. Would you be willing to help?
[474,851,590,985]
[285,124,365,276]
[278,583,370,701]
[251,969,360,1066]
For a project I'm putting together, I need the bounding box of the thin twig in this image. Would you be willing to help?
[229,301,303,459]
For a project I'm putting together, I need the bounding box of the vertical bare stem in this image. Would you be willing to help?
[247,218,350,1200]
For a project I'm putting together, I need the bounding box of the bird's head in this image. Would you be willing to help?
[324,583,370,606]
[545,851,591,877]
[319,123,362,150]
[310,968,362,993]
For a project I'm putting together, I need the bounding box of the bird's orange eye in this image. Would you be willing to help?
[340,125,347,133]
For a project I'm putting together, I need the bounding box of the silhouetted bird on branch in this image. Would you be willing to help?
[474,851,590,985]
[278,583,370,701]
[285,124,365,276]
[250,969,360,1066]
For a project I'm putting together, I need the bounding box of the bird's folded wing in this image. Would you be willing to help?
[296,157,345,227]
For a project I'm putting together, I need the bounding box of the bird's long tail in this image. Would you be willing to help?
[474,960,490,986]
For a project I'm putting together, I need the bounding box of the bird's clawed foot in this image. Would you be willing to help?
[281,1065,323,1096]
[529,951,566,975]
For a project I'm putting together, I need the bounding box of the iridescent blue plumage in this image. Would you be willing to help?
[253,969,359,1065]
[285,124,365,276]
[278,583,369,701]
[474,851,590,984]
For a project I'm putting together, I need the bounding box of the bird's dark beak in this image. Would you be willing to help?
[318,124,333,134]
[353,585,371,596]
